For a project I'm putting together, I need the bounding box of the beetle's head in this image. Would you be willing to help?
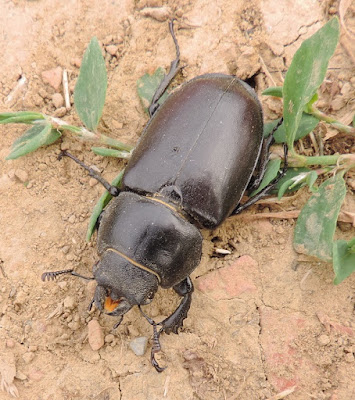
[92,249,159,317]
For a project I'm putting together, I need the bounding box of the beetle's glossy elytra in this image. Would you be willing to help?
[123,74,263,228]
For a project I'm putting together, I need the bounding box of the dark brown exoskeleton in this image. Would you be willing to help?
[42,20,287,372]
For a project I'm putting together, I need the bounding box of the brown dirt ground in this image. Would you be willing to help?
[0,0,355,399]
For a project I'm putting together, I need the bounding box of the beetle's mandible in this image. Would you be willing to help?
[42,20,287,372]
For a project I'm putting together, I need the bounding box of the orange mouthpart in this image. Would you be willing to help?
[104,296,121,312]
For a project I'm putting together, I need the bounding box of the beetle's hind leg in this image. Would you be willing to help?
[247,118,284,193]
[148,20,181,117]
[231,141,288,215]
[58,150,120,197]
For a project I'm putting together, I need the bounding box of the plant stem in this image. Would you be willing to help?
[43,116,134,152]
[287,153,355,169]
[308,107,355,135]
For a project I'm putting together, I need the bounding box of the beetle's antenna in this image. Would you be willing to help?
[138,306,166,372]
[41,269,94,281]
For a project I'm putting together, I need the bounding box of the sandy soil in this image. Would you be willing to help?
[0,0,354,399]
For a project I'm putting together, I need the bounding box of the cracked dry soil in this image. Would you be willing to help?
[1,0,355,399]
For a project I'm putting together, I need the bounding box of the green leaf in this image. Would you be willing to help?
[91,147,131,159]
[6,124,61,160]
[293,173,346,261]
[305,171,318,192]
[277,169,318,199]
[0,111,44,124]
[250,158,281,196]
[275,167,311,198]
[264,113,319,143]
[283,17,340,148]
[262,86,283,98]
[137,67,168,113]
[333,238,355,284]
[86,169,125,241]
[74,37,107,131]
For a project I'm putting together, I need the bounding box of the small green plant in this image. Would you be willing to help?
[1,37,133,161]
[1,17,354,283]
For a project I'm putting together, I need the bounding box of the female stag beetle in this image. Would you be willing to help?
[42,20,287,372]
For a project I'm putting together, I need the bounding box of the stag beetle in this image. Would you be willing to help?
[42,20,287,372]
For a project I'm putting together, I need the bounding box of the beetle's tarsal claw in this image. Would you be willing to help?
[151,323,166,373]
[87,298,95,312]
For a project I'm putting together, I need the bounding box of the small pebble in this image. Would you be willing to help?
[63,296,75,310]
[14,169,28,183]
[68,215,76,224]
[22,352,35,364]
[54,107,67,117]
[41,66,62,90]
[7,169,15,180]
[106,45,118,56]
[88,319,104,351]
[68,321,80,331]
[15,290,27,306]
[38,88,48,98]
[89,178,98,187]
[66,253,74,261]
[28,369,44,381]
[61,245,70,254]
[86,280,97,298]
[129,337,148,356]
[318,334,330,346]
[6,339,15,348]
[105,334,115,343]
[52,92,64,108]
[345,353,354,363]
[140,6,171,21]
[275,226,284,234]
[16,371,27,381]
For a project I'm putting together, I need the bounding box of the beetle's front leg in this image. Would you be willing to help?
[160,276,193,334]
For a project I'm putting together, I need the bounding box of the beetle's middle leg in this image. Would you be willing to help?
[58,150,120,196]
[148,20,181,117]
